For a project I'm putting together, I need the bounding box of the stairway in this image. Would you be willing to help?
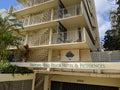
[35,74,44,90]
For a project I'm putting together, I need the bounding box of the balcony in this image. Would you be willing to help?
[20,4,81,26]
[13,0,50,12]
[12,0,56,17]
[51,30,82,44]
[27,28,90,49]
[17,3,95,45]
[12,0,82,17]
[18,3,85,31]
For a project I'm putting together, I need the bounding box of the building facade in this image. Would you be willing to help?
[11,0,100,62]
[10,0,120,90]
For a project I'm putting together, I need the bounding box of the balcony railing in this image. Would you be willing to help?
[52,30,82,44]
[28,32,49,46]
[19,4,81,27]
[58,4,81,19]
[13,0,50,12]
[21,10,51,26]
[27,30,82,47]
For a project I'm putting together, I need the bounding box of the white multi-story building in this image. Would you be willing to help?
[9,0,120,90]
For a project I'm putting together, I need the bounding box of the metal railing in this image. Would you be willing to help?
[28,32,49,46]
[13,0,50,12]
[20,10,51,26]
[59,4,81,19]
[52,30,82,44]
[18,4,81,27]
[27,30,82,47]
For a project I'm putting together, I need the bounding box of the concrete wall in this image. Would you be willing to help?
[80,49,91,61]
[61,49,79,61]
[52,49,91,61]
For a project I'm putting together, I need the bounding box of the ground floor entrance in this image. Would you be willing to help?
[51,81,119,90]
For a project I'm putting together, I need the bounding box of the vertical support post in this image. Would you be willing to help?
[47,49,52,71]
[44,75,49,90]
[81,1,83,15]
[48,49,52,61]
[28,16,30,25]
[24,32,29,45]
[32,74,36,90]
[49,28,53,45]
[51,8,54,20]
[81,27,86,42]
[75,5,77,15]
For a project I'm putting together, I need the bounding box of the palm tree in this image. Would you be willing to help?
[0,13,23,62]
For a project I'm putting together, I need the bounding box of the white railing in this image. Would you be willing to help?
[27,30,82,47]
[59,4,81,19]
[52,30,82,44]
[13,0,50,12]
[19,4,81,27]
[21,10,51,26]
[28,32,49,47]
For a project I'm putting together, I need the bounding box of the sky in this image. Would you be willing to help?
[0,0,116,41]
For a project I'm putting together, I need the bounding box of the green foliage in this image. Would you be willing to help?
[103,30,120,50]
[103,0,120,50]
[0,13,23,61]
[0,10,33,75]
[0,62,33,75]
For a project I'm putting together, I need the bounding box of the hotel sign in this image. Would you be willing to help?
[12,62,120,70]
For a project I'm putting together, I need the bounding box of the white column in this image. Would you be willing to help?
[81,27,86,42]
[49,28,53,45]
[27,16,31,25]
[44,75,49,90]
[48,49,52,61]
[47,49,52,71]
[51,8,54,20]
